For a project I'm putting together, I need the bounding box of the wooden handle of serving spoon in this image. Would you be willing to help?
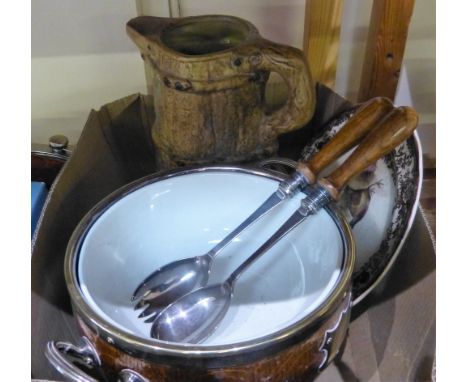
[297,97,394,183]
[319,106,419,201]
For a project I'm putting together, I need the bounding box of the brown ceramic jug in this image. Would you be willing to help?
[127,15,316,169]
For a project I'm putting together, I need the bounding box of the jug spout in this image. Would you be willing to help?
[127,16,175,35]
[126,16,177,55]
[127,15,262,58]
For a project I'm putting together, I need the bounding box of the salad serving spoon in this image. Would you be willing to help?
[149,106,419,343]
[132,97,393,321]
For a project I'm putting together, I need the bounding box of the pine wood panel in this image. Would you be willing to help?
[303,0,343,88]
[357,0,415,102]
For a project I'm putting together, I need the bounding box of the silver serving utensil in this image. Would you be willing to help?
[150,106,419,343]
[132,97,393,321]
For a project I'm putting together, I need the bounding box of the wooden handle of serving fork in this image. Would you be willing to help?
[319,106,419,200]
[297,97,394,184]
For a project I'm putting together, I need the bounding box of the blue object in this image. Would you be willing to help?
[31,182,48,237]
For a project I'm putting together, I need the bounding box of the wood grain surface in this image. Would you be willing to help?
[298,96,393,183]
[303,0,343,88]
[320,106,419,200]
[357,0,416,102]
[77,292,351,382]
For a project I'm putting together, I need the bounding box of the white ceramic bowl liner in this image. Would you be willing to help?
[77,171,344,346]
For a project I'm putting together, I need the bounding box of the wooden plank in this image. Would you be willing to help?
[303,0,343,88]
[357,0,415,102]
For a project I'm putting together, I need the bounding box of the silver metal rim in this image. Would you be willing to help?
[31,142,70,161]
[65,165,355,362]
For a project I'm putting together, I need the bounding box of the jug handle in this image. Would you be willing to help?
[255,40,316,137]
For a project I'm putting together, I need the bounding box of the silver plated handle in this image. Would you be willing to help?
[45,336,149,382]
[118,369,149,382]
[45,337,100,382]
[258,157,298,175]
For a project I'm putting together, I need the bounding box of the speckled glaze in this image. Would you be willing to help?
[60,166,355,381]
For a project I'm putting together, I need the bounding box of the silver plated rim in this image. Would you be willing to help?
[65,165,355,362]
[31,142,71,161]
